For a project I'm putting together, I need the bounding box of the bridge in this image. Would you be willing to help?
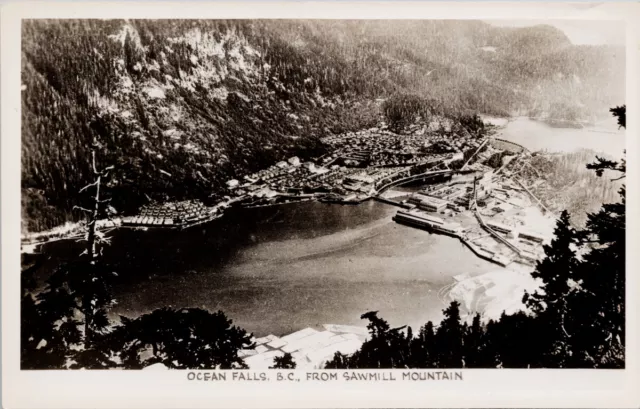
[372,137,528,195]
[374,169,455,194]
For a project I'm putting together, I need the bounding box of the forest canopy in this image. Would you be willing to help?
[21,20,625,231]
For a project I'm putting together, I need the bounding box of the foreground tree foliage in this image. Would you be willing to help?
[270,352,297,369]
[21,149,254,370]
[110,308,253,369]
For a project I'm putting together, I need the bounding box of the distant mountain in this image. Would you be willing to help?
[21,20,624,232]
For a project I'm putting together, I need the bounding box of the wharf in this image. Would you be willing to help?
[392,210,515,267]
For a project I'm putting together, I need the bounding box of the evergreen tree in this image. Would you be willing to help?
[522,209,578,366]
[270,352,297,369]
[325,351,350,369]
[610,105,626,129]
[565,106,626,368]
[110,307,254,369]
[21,258,81,369]
[409,321,436,368]
[524,210,578,314]
[434,301,464,368]
[485,311,541,368]
[350,311,410,368]
[22,148,117,369]
[463,313,486,368]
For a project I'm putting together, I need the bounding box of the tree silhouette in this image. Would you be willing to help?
[434,301,464,368]
[270,352,296,369]
[484,311,541,368]
[463,313,488,368]
[21,259,80,369]
[325,351,350,369]
[565,105,626,368]
[352,311,410,368]
[412,321,436,368]
[110,307,254,369]
[522,209,578,366]
[587,106,625,180]
[22,146,117,369]
[610,105,625,129]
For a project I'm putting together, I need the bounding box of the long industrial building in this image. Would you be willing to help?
[408,193,449,212]
[393,210,464,236]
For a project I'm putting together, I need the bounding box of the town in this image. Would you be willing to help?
[121,120,554,268]
[123,122,475,227]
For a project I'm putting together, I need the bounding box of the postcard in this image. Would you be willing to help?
[2,1,639,408]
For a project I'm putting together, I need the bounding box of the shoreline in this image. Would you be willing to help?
[20,194,380,252]
[23,115,614,253]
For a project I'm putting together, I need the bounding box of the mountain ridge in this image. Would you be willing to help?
[21,20,624,232]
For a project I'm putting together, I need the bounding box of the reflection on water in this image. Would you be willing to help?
[37,200,498,337]
[34,116,622,337]
[490,117,625,157]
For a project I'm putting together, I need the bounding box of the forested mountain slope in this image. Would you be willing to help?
[21,20,624,232]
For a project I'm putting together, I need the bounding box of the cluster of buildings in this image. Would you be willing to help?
[411,171,494,213]
[215,122,484,208]
[122,200,216,228]
[239,157,327,188]
[239,325,367,369]
[126,119,493,227]
[479,217,547,264]
[342,167,411,195]
[320,126,484,168]
[392,166,551,267]
[225,156,335,199]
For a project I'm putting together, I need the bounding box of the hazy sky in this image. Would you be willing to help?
[486,20,625,46]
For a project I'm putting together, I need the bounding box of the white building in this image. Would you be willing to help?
[450,152,464,162]
[288,156,301,166]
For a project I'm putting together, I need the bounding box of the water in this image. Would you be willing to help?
[486,116,625,157]
[36,200,498,336]
[33,117,624,337]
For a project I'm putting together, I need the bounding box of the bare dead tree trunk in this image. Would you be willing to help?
[76,149,114,260]
[87,151,100,262]
[75,148,114,349]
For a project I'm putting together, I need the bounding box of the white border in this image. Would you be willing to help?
[2,2,639,408]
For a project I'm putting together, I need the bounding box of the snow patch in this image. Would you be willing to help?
[232,91,250,102]
[108,23,146,52]
[447,268,542,320]
[210,87,229,101]
[148,60,161,72]
[144,86,166,99]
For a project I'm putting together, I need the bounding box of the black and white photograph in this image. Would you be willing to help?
[2,1,639,408]
[17,16,628,369]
